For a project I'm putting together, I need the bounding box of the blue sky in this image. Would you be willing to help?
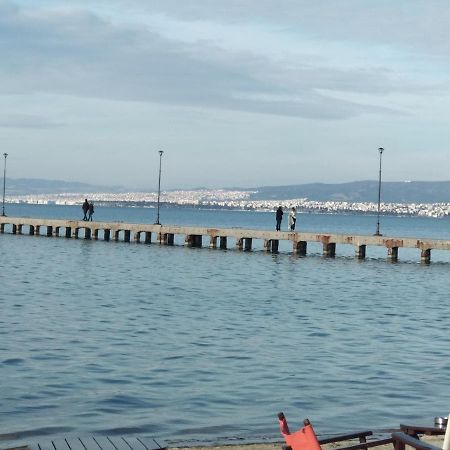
[2,0,450,189]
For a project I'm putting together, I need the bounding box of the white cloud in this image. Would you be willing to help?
[0,0,418,120]
[0,113,63,128]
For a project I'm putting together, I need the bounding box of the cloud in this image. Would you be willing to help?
[0,1,436,121]
[110,0,450,53]
[0,113,64,128]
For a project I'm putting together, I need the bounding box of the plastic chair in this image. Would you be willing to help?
[278,412,393,450]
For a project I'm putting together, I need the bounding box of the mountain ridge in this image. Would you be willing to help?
[3,178,450,203]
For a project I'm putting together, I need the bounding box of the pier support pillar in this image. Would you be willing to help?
[159,233,174,245]
[104,229,110,241]
[264,239,279,253]
[421,248,431,264]
[0,223,4,233]
[144,232,151,244]
[114,230,120,241]
[72,228,79,239]
[323,242,336,257]
[34,225,40,236]
[17,224,23,235]
[65,227,71,238]
[220,236,227,249]
[355,245,366,259]
[29,225,34,235]
[46,226,53,237]
[12,224,17,234]
[124,230,131,242]
[85,228,92,240]
[236,238,243,250]
[94,229,99,240]
[293,241,307,255]
[387,247,398,261]
[134,232,140,243]
[54,226,60,237]
[209,236,217,248]
[186,234,202,247]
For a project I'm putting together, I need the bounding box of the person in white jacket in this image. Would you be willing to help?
[288,207,297,231]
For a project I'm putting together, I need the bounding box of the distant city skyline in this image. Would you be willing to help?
[2,1,450,189]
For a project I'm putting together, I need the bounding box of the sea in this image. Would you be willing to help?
[2,203,450,448]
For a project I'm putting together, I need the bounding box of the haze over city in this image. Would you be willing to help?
[2,1,450,189]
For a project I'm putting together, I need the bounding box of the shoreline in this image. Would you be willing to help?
[2,431,445,450]
[172,435,444,450]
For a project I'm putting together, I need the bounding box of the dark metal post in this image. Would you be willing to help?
[375,147,384,236]
[155,150,164,225]
[2,152,8,217]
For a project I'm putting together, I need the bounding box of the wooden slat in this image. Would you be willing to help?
[120,438,148,450]
[134,437,165,450]
[336,438,394,450]
[66,437,96,450]
[102,437,133,450]
[29,439,63,450]
[48,439,71,450]
[87,437,117,450]
[319,431,373,445]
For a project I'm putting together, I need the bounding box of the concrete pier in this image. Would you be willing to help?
[0,216,449,263]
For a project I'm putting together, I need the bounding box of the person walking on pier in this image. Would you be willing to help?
[276,206,283,231]
[88,202,94,221]
[288,207,297,231]
[82,198,89,221]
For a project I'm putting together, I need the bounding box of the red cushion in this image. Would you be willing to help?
[279,420,322,450]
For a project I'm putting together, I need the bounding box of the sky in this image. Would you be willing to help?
[2,0,450,190]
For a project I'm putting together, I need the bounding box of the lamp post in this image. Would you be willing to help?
[374,147,384,236]
[155,150,164,225]
[2,152,7,217]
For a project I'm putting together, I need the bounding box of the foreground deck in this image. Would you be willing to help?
[1,216,449,263]
[36,436,163,450]
[5,436,165,450]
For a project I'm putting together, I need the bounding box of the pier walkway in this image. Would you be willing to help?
[1,216,449,263]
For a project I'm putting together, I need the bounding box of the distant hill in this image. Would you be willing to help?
[3,178,125,195]
[3,178,450,203]
[247,181,450,203]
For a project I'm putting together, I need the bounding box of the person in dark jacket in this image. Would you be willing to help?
[88,202,94,221]
[82,199,89,221]
[276,206,283,231]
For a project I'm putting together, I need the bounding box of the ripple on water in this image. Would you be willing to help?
[2,358,25,365]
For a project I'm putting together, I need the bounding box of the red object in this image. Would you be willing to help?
[278,414,322,450]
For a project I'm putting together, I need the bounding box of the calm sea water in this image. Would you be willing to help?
[2,204,450,448]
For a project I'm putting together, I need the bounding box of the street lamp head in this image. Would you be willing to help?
[3,153,7,158]
[378,147,384,154]
[158,150,164,156]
